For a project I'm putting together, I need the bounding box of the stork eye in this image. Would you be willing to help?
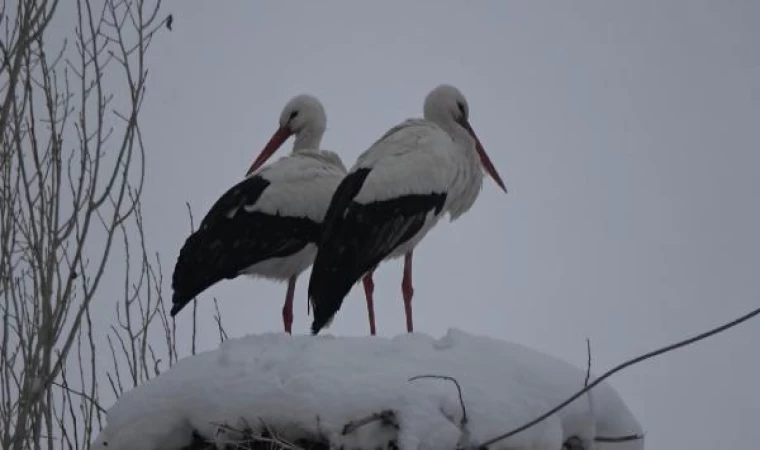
[457,102,466,116]
[289,110,299,121]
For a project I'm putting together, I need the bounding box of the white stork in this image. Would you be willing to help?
[171,94,346,333]
[308,84,506,335]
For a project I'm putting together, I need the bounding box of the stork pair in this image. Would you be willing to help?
[170,85,507,335]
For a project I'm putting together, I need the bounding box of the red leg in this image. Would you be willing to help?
[402,251,414,333]
[282,276,296,334]
[362,272,377,335]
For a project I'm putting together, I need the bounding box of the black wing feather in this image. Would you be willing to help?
[171,175,320,316]
[308,169,446,334]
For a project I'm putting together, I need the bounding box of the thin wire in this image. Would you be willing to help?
[475,304,760,449]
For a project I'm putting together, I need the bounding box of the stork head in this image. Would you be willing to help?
[424,85,507,193]
[246,94,327,176]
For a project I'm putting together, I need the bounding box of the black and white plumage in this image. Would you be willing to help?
[171,95,346,333]
[308,85,506,335]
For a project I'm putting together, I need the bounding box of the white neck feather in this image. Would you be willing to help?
[292,127,324,152]
[440,121,485,220]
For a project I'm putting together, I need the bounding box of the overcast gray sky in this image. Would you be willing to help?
[93,1,760,448]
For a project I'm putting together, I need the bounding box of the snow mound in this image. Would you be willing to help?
[93,329,643,450]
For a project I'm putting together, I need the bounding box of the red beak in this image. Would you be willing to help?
[460,119,507,193]
[245,126,293,176]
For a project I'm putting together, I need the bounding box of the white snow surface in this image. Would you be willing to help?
[93,329,643,450]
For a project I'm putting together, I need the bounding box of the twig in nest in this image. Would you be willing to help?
[408,374,468,426]
[210,419,306,450]
[583,339,645,444]
[584,338,591,387]
[470,303,760,449]
[341,410,398,435]
[257,418,304,450]
[563,432,646,449]
[595,434,644,443]
[563,436,584,450]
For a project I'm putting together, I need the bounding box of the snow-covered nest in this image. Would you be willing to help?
[93,329,643,450]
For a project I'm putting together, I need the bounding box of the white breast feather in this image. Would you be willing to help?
[250,150,347,221]
[352,120,456,204]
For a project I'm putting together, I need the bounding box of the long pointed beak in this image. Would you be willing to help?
[460,119,507,193]
[245,126,293,176]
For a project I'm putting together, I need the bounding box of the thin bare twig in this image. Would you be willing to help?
[49,380,106,414]
[213,297,228,343]
[185,201,198,355]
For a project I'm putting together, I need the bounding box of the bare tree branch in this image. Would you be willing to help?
[0,1,188,448]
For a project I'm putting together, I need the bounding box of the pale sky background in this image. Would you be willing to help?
[75,1,760,448]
